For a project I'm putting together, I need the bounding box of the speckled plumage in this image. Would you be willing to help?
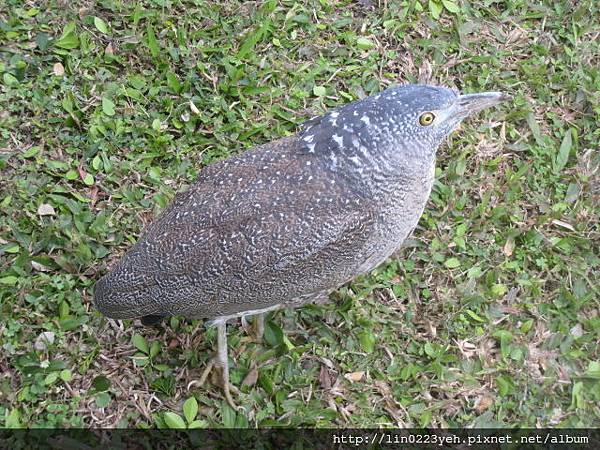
[94,84,506,323]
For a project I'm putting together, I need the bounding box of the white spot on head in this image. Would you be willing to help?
[332,134,343,147]
[360,116,370,125]
[329,151,338,169]
[331,111,339,118]
[307,143,315,153]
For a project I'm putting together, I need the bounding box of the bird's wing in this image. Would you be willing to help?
[107,137,377,318]
[133,193,375,318]
[195,203,376,317]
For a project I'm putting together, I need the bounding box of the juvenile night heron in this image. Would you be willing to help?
[94,84,508,408]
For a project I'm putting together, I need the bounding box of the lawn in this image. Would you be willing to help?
[0,0,598,428]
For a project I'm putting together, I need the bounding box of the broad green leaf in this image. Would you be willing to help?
[132,334,149,354]
[585,361,600,379]
[102,97,115,116]
[44,372,59,385]
[356,37,375,50]
[60,369,73,382]
[237,19,271,60]
[570,381,584,409]
[493,330,513,358]
[520,319,534,333]
[444,257,460,268]
[564,183,581,203]
[146,25,160,57]
[313,85,326,97]
[166,72,182,94]
[428,0,443,19]
[150,341,161,358]
[525,112,542,144]
[91,375,110,392]
[61,93,80,125]
[221,403,237,428]
[442,0,461,13]
[58,300,69,319]
[3,73,18,86]
[188,419,208,429]
[496,375,514,396]
[94,17,110,34]
[465,309,486,323]
[5,409,21,428]
[491,283,507,297]
[133,355,149,367]
[55,22,79,49]
[4,243,19,254]
[36,32,49,50]
[358,330,376,353]
[95,392,111,408]
[554,128,572,173]
[164,412,186,429]
[183,397,198,423]
[92,154,102,171]
[1,196,12,208]
[0,276,18,286]
[23,146,41,158]
[424,342,437,358]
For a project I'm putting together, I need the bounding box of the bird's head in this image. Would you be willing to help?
[299,84,509,171]
[376,84,509,151]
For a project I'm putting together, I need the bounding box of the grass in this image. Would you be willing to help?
[0,0,599,428]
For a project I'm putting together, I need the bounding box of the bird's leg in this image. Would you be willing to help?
[253,313,265,342]
[215,321,241,410]
[196,321,241,410]
[242,313,266,342]
[197,359,214,386]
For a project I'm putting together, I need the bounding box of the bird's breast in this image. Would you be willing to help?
[356,160,436,273]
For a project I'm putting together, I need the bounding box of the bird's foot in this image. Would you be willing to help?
[197,357,242,411]
[198,320,244,411]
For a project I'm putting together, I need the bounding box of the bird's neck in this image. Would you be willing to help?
[327,143,437,200]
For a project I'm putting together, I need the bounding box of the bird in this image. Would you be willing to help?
[93,84,508,409]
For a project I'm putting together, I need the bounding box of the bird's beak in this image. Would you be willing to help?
[454,92,511,117]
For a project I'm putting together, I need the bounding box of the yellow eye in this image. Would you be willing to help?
[419,112,435,126]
